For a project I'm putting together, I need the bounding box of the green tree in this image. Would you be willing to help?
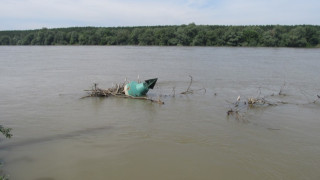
[1,25,319,47]
[272,25,291,47]
[206,27,225,46]
[115,29,130,45]
[287,26,307,47]
[69,31,79,45]
[165,27,178,46]
[78,33,89,45]
[0,36,10,45]
[305,26,319,46]
[175,23,198,46]
[192,30,207,46]
[94,28,110,45]
[138,29,155,45]
[175,26,189,46]
[223,27,243,46]
[261,30,278,47]
[153,27,174,45]
[44,31,54,45]
[21,33,34,45]
[32,30,46,45]
[154,28,167,45]
[10,35,20,45]
[241,26,262,46]
[129,28,142,45]
[54,31,67,45]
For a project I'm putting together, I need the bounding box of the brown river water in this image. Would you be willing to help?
[0,46,320,180]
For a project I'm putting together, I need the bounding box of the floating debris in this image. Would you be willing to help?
[82,78,164,104]
[227,90,288,121]
[124,78,158,97]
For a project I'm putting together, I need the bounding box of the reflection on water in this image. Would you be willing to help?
[0,126,113,150]
[0,46,320,180]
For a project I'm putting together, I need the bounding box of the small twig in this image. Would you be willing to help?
[172,87,176,97]
[94,83,97,91]
[257,87,262,98]
[181,75,194,94]
[279,81,286,96]
[267,128,281,131]
[186,75,192,92]
[313,95,320,103]
[197,87,206,94]
[227,109,234,116]
[137,75,141,83]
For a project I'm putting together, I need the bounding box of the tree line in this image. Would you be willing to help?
[0,24,319,47]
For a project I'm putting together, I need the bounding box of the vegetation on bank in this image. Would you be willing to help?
[0,24,320,47]
[0,125,12,180]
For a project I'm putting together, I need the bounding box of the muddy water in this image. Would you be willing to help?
[0,46,320,180]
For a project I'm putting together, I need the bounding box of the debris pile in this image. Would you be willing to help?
[82,82,164,104]
[84,83,126,98]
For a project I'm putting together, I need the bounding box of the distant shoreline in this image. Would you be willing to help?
[1,24,319,48]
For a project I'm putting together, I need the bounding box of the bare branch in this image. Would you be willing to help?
[181,75,194,94]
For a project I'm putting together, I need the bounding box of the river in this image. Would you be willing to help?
[0,46,320,180]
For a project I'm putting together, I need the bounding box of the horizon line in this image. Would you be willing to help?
[1,23,320,31]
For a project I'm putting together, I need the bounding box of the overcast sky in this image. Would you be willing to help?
[1,0,319,30]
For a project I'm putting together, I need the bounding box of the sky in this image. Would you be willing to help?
[0,0,319,30]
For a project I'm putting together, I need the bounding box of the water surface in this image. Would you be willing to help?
[0,46,320,180]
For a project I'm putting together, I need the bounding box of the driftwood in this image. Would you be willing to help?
[122,96,164,104]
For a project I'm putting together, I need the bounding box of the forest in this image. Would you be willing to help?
[0,24,319,47]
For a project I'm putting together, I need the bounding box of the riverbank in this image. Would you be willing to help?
[1,24,319,47]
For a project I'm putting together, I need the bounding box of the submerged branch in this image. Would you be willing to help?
[180,75,206,95]
[312,95,320,104]
[181,75,193,94]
